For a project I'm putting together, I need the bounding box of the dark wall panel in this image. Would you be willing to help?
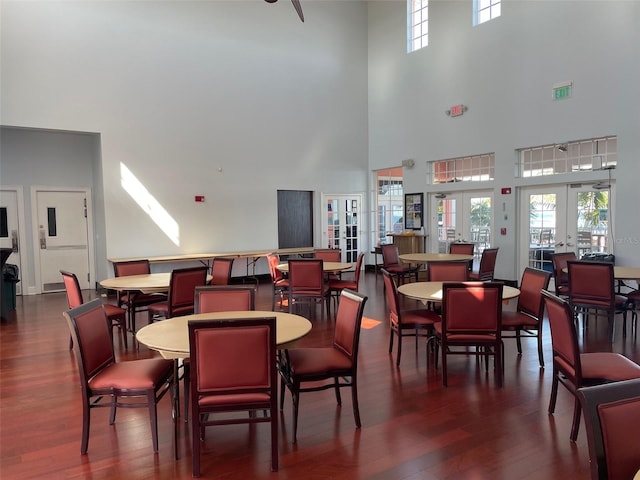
[277,190,313,249]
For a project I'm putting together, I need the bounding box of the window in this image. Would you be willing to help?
[474,0,501,26]
[517,136,617,178]
[428,153,495,184]
[408,0,428,53]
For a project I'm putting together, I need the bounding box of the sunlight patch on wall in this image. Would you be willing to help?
[120,162,180,246]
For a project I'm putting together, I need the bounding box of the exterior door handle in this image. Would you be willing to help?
[39,229,46,249]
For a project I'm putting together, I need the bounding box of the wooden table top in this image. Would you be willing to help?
[100,272,212,294]
[136,311,312,359]
[561,265,640,280]
[398,281,520,304]
[399,253,474,264]
[276,261,353,273]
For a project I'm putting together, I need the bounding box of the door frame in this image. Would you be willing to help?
[0,186,28,295]
[30,186,96,295]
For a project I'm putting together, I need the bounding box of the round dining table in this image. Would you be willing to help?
[398,281,520,305]
[398,253,474,264]
[136,310,313,359]
[276,261,353,274]
[100,272,176,294]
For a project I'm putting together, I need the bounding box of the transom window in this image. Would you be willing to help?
[517,136,617,178]
[474,0,501,26]
[429,153,495,184]
[408,0,428,53]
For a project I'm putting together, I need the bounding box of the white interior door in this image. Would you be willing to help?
[0,189,24,295]
[518,183,614,278]
[321,194,362,263]
[34,189,93,292]
[429,190,494,256]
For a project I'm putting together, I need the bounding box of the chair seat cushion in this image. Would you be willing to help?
[287,347,351,376]
[122,292,167,307]
[501,310,538,328]
[199,392,271,407]
[397,309,440,329]
[579,353,640,381]
[328,279,357,291]
[385,265,413,274]
[103,304,126,319]
[90,358,173,390]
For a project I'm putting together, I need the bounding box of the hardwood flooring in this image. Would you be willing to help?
[1,272,638,479]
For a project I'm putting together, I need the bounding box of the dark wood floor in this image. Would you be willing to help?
[1,271,638,479]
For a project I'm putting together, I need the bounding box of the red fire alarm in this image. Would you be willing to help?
[501,187,512,195]
[195,195,205,203]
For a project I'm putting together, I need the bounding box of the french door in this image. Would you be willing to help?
[429,190,494,256]
[518,183,614,278]
[321,194,362,263]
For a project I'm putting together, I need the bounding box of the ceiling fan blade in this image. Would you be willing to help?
[291,0,304,22]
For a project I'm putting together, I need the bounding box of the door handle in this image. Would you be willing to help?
[11,230,18,252]
[554,242,565,247]
[565,242,574,247]
[39,229,46,249]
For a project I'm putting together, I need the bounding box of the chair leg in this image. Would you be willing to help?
[441,345,448,387]
[351,378,361,429]
[192,408,201,477]
[292,384,300,444]
[183,362,190,422]
[515,329,522,354]
[148,391,159,452]
[270,406,278,472]
[569,397,582,442]
[333,377,342,405]
[537,332,544,368]
[548,372,559,414]
[80,401,91,454]
[396,332,402,366]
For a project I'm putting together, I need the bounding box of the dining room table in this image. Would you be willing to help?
[398,253,475,264]
[100,272,213,331]
[397,281,521,305]
[276,261,353,274]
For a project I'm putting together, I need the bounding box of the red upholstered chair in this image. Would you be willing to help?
[625,289,639,338]
[566,260,629,339]
[328,252,364,308]
[577,379,640,480]
[550,252,576,297]
[112,259,167,333]
[381,244,419,285]
[381,268,440,367]
[542,290,640,441]
[425,261,469,311]
[501,267,552,367]
[182,284,257,421]
[210,257,234,285]
[189,317,278,476]
[449,243,475,255]
[434,282,504,387]
[426,261,469,281]
[287,258,330,321]
[279,289,367,443]
[468,247,499,281]
[313,248,341,262]
[64,299,174,454]
[61,270,128,349]
[194,285,255,314]
[148,266,208,323]
[266,253,289,311]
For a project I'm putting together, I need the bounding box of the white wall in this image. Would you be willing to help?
[368,0,640,279]
[1,1,370,287]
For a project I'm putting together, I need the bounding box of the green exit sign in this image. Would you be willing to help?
[553,81,572,100]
